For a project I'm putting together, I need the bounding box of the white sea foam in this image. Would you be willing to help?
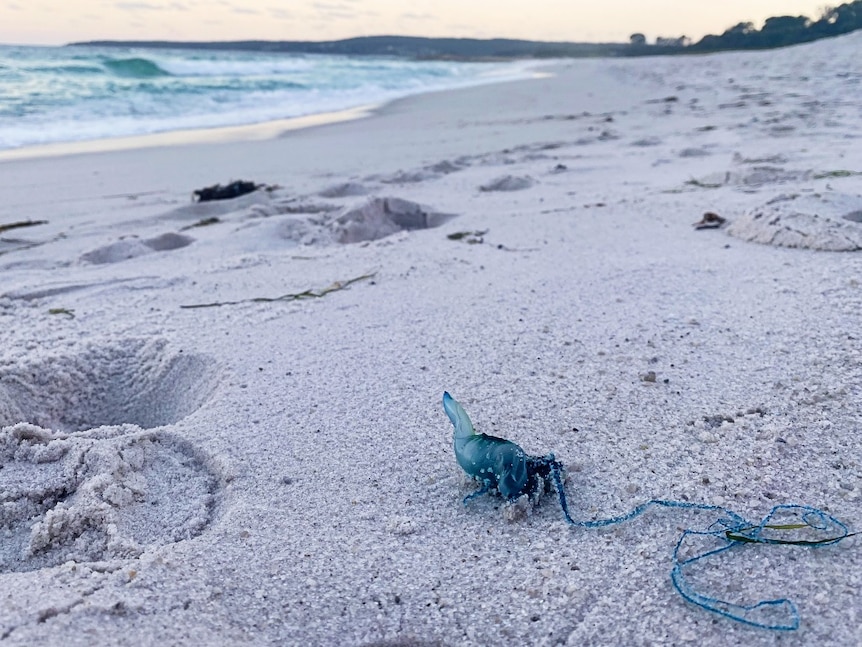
[152,55,318,77]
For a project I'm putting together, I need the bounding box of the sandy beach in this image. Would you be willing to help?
[1,32,861,646]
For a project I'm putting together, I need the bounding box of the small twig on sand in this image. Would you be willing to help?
[180,217,221,231]
[0,220,48,234]
[101,190,167,200]
[180,272,376,309]
[48,308,76,319]
[685,177,725,189]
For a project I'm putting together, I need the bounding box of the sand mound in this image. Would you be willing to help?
[0,338,217,431]
[727,192,862,251]
[334,197,455,244]
[272,197,456,245]
[81,233,194,264]
[0,424,217,572]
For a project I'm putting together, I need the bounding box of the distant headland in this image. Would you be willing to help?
[67,36,629,61]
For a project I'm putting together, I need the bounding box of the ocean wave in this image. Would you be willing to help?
[0,45,541,151]
[103,57,171,78]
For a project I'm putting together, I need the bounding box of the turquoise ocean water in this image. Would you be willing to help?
[0,45,536,151]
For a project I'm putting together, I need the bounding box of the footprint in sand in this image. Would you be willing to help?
[479,175,535,192]
[727,192,862,251]
[0,338,220,573]
[373,160,467,186]
[631,137,663,147]
[317,182,371,198]
[160,190,275,222]
[81,232,194,265]
[425,159,466,175]
[678,147,711,158]
[689,167,811,189]
[379,169,442,184]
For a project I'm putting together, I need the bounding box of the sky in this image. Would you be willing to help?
[0,0,834,46]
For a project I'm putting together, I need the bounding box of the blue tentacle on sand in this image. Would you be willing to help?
[442,391,855,631]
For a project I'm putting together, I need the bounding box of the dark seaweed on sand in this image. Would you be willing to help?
[192,180,262,202]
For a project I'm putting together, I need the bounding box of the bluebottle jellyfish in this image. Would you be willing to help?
[441,391,856,631]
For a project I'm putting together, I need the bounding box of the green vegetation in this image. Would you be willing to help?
[678,1,862,54]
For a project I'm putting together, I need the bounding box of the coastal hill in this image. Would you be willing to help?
[68,36,628,60]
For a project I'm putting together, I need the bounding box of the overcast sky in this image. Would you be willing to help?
[0,0,832,46]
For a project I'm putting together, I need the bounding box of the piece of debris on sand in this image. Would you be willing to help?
[693,212,727,230]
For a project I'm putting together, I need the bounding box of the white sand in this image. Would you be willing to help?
[1,33,861,646]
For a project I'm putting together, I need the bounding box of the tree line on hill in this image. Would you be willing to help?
[630,0,862,54]
[70,36,629,60]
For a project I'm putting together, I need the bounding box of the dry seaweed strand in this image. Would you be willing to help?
[180,272,376,309]
[685,178,724,189]
[47,308,75,319]
[0,220,48,234]
[812,170,860,179]
[447,229,488,241]
[180,217,221,231]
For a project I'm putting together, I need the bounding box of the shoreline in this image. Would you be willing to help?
[0,104,379,162]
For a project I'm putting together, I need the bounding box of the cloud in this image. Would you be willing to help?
[4,2,23,11]
[312,2,352,10]
[231,7,260,15]
[268,7,292,20]
[113,0,189,10]
[400,12,435,21]
[311,1,358,20]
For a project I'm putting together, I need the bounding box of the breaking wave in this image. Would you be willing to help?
[103,57,171,78]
